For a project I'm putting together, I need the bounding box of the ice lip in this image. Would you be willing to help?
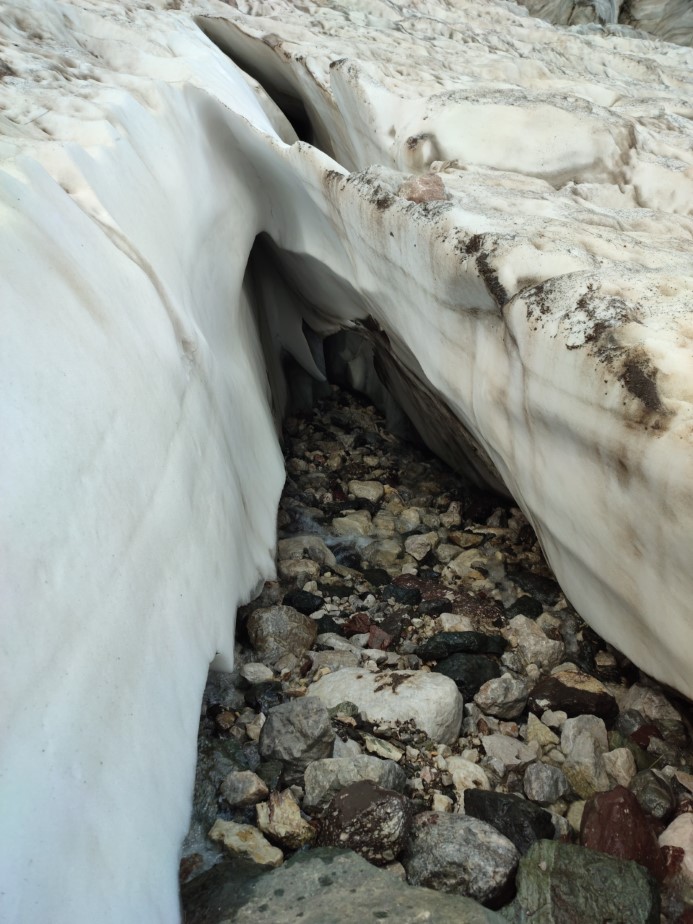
[2,0,693,922]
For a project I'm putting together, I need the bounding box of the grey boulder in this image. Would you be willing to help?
[403,811,519,907]
[182,848,506,923]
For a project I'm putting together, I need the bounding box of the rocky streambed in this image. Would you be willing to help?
[181,385,693,924]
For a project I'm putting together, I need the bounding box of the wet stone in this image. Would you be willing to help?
[507,569,562,606]
[433,653,502,700]
[256,760,283,791]
[361,567,391,587]
[317,780,413,865]
[464,789,555,855]
[416,632,507,661]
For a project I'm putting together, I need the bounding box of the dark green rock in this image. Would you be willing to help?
[433,653,502,699]
[182,849,506,924]
[500,840,660,923]
[629,770,676,822]
[416,631,506,661]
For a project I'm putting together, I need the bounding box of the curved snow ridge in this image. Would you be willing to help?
[211,1,693,702]
[2,0,693,922]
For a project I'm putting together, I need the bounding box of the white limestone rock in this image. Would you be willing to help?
[309,668,463,745]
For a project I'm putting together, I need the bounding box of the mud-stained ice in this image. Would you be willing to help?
[1,0,692,921]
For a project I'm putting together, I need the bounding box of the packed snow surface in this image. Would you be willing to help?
[1,0,692,921]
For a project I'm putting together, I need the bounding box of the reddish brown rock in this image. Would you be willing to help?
[367,625,392,650]
[528,670,618,721]
[630,724,664,749]
[342,612,371,636]
[317,780,412,865]
[580,785,665,881]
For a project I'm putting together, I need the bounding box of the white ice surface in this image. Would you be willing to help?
[1,0,693,921]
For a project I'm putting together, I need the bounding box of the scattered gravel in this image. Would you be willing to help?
[181,385,693,923]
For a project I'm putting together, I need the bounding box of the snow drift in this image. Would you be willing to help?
[1,0,692,920]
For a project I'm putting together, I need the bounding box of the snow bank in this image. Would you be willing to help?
[1,0,693,920]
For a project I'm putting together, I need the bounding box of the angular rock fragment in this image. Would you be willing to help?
[523,762,570,805]
[580,785,665,881]
[220,770,269,808]
[255,790,315,849]
[403,812,519,907]
[259,697,334,784]
[246,606,317,665]
[630,769,676,822]
[502,617,564,674]
[208,820,283,869]
[474,674,530,719]
[659,814,693,878]
[560,715,610,799]
[620,685,688,748]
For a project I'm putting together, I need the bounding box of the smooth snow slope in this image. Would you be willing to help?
[1,0,693,921]
[0,2,291,920]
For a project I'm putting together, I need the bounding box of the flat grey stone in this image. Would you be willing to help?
[304,755,406,810]
[182,849,505,924]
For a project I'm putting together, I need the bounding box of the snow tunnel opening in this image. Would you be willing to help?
[195,16,324,151]
[244,232,510,500]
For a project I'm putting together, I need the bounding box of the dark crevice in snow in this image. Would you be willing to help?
[195,16,326,151]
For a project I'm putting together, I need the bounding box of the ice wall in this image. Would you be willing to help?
[1,0,693,921]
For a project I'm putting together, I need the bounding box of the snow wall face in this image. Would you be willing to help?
[1,0,693,921]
